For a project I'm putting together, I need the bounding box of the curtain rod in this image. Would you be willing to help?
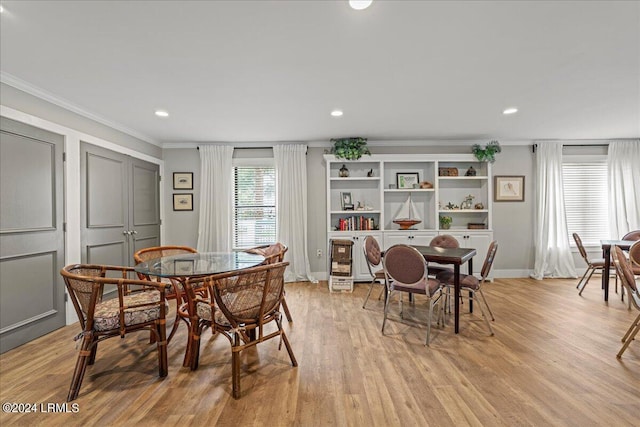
[532,143,608,153]
[196,146,272,150]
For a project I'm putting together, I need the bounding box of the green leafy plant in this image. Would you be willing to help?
[439,215,453,229]
[330,137,371,160]
[472,140,501,163]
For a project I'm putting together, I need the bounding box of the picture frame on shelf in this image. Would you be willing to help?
[340,192,354,210]
[494,175,525,202]
[173,172,194,190]
[396,172,420,189]
[173,193,193,211]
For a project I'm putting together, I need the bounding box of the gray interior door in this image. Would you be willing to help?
[81,143,160,268]
[0,117,65,353]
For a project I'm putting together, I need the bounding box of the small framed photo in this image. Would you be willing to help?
[173,172,193,190]
[396,172,420,189]
[494,176,525,202]
[340,192,354,210]
[173,193,193,211]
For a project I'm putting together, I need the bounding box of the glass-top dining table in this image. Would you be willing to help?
[134,251,265,366]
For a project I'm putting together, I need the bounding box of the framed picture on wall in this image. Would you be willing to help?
[494,176,525,202]
[173,193,193,211]
[173,172,193,190]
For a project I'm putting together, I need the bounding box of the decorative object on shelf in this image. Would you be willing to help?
[494,175,525,202]
[330,137,370,160]
[472,140,501,163]
[474,202,485,210]
[396,172,420,189]
[367,169,374,177]
[461,194,475,210]
[468,222,487,229]
[465,166,477,176]
[439,215,453,230]
[393,194,422,230]
[419,181,433,189]
[438,167,459,176]
[338,164,350,177]
[444,202,458,210]
[340,192,354,210]
[173,172,194,190]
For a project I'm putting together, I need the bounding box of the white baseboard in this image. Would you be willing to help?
[492,269,534,278]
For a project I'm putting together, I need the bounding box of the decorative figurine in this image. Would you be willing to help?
[465,166,477,176]
[339,164,349,177]
[461,194,475,210]
[475,202,484,210]
[367,169,374,177]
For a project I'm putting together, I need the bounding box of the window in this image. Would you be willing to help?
[562,157,609,247]
[233,165,276,249]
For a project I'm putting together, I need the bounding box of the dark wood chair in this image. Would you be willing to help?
[60,264,168,401]
[611,246,640,358]
[134,245,198,341]
[244,243,293,322]
[382,244,444,345]
[436,241,498,336]
[182,262,297,399]
[362,235,386,309]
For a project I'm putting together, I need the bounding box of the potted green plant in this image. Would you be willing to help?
[330,137,371,160]
[439,215,453,230]
[472,140,501,163]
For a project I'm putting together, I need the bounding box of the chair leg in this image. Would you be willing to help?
[362,278,376,309]
[87,340,98,365]
[156,320,168,378]
[478,289,495,321]
[67,333,94,402]
[281,297,293,322]
[276,317,298,367]
[231,333,242,399]
[578,268,595,295]
[576,268,591,289]
[474,292,495,336]
[381,291,391,333]
[617,313,640,358]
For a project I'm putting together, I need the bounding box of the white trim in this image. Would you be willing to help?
[492,269,534,279]
[1,105,164,326]
[1,72,161,146]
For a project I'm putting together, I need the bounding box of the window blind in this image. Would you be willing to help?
[233,166,276,249]
[562,161,609,246]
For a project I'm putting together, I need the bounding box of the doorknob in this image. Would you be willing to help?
[123,230,131,235]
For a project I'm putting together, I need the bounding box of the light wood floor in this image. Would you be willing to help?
[1,277,639,426]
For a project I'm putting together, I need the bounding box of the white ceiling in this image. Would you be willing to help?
[1,1,639,146]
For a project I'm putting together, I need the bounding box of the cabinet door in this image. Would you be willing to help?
[382,231,436,250]
[353,233,382,281]
[442,231,492,275]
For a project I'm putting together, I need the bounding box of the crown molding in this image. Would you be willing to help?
[1,72,161,147]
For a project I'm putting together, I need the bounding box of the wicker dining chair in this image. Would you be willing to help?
[134,245,198,341]
[245,243,293,322]
[436,241,498,336]
[611,246,640,359]
[182,262,297,399]
[382,244,444,346]
[362,235,386,309]
[60,264,168,401]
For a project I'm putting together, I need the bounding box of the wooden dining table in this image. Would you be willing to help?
[600,239,636,301]
[134,251,265,365]
[412,245,477,334]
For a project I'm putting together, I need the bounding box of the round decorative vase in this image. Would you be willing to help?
[339,164,349,177]
[441,223,451,230]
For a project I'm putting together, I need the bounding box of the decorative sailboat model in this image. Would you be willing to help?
[393,194,422,230]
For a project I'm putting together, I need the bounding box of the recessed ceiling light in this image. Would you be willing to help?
[155,110,169,117]
[349,1,373,11]
[331,110,344,117]
[503,107,518,115]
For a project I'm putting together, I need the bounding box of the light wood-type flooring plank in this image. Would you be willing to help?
[1,277,639,426]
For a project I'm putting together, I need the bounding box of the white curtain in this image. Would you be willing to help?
[196,145,234,252]
[608,140,640,238]
[531,142,577,279]
[273,144,316,283]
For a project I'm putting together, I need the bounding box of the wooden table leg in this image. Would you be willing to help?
[454,263,460,334]
[467,258,474,313]
[603,246,610,301]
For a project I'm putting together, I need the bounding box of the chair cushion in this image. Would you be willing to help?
[427,265,453,276]
[435,271,480,290]
[196,300,231,326]
[589,258,606,268]
[374,269,385,279]
[392,278,441,296]
[365,238,381,266]
[93,291,167,332]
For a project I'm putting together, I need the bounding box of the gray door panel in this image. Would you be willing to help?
[0,117,65,353]
[81,143,160,270]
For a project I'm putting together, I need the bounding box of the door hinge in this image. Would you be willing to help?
[63,222,67,232]
[63,152,66,162]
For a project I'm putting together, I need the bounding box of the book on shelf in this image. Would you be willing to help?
[338,216,376,231]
